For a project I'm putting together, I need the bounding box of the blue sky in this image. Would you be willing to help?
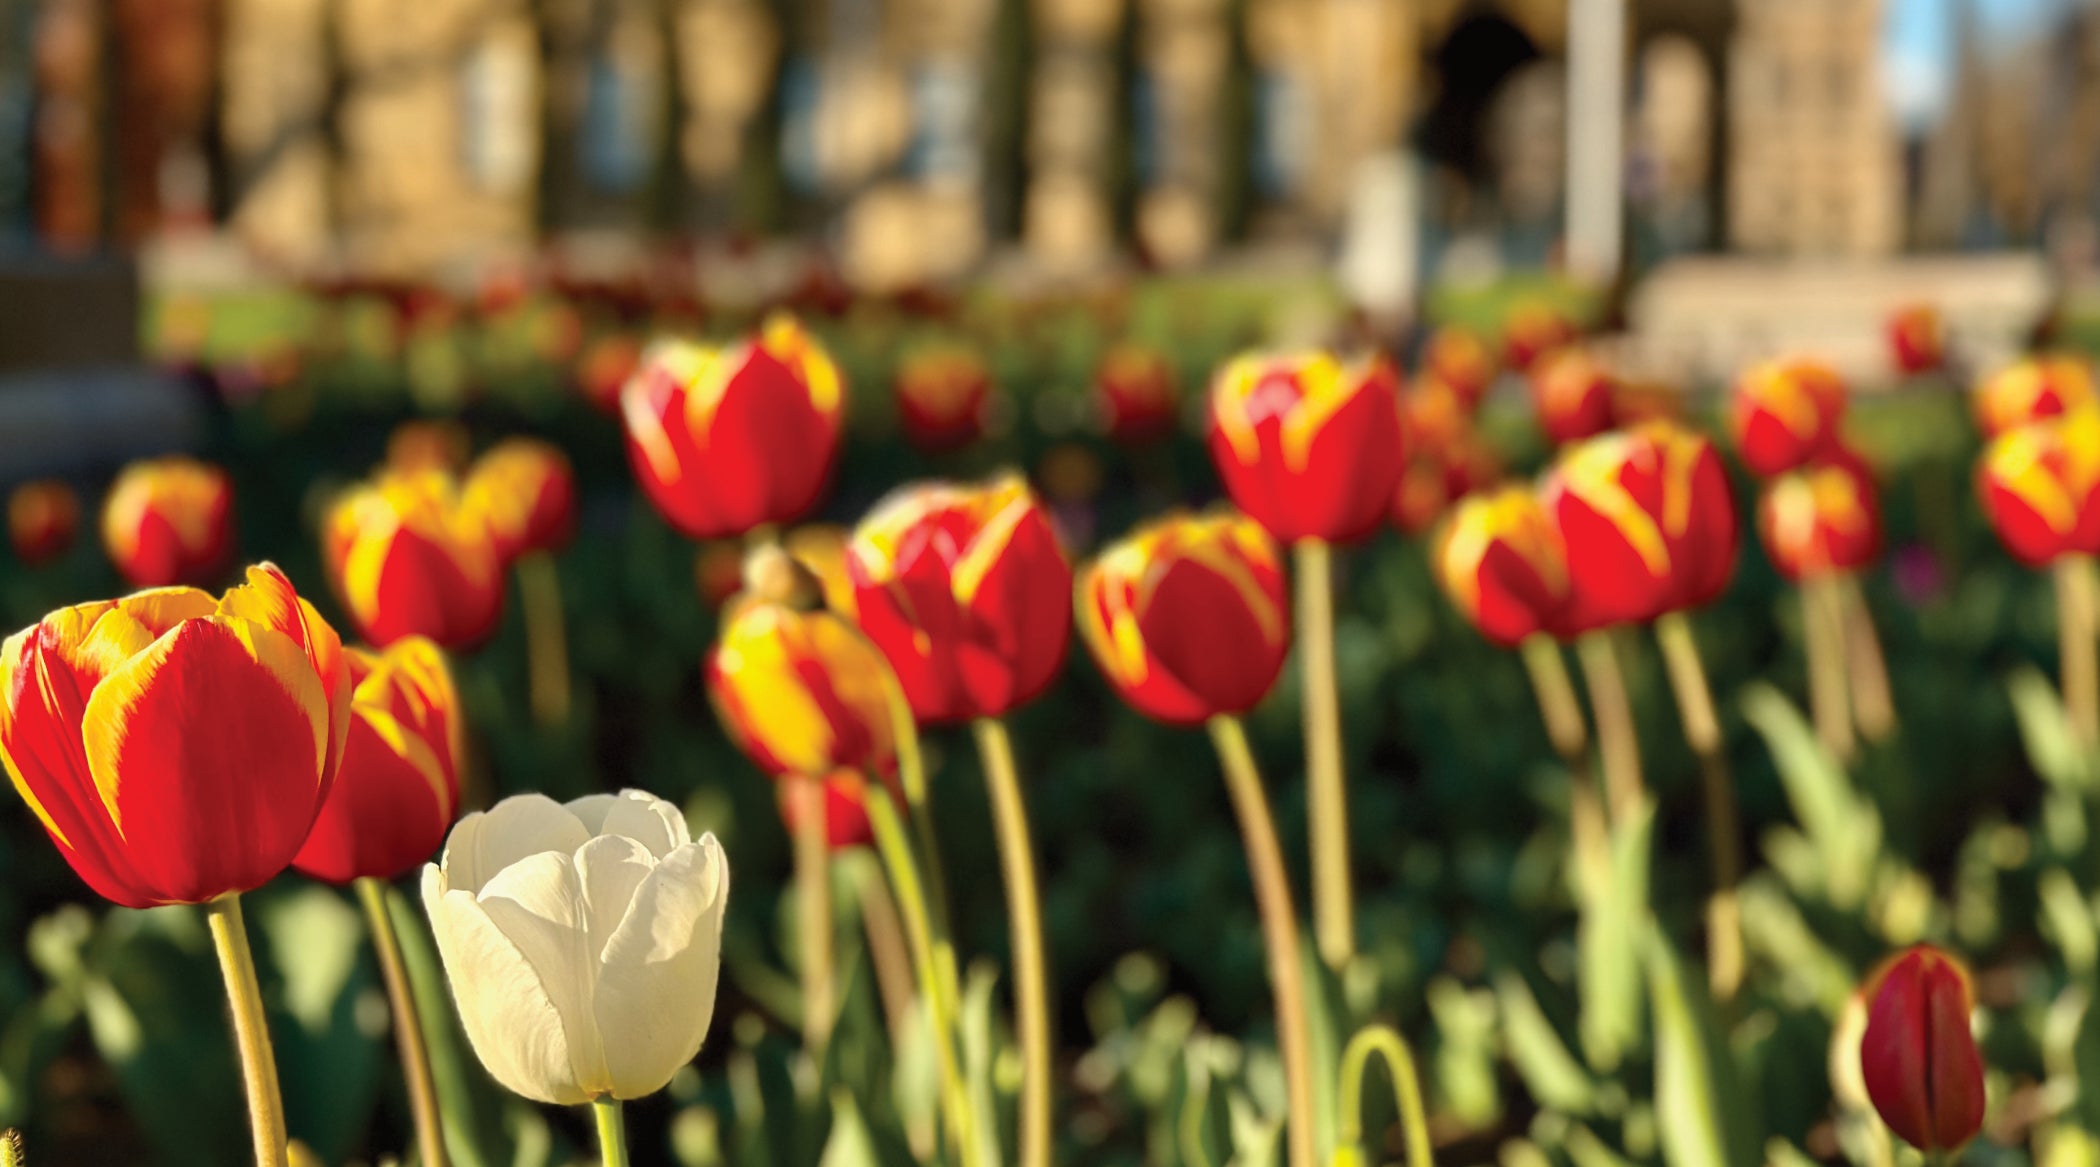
[1884,0,2069,128]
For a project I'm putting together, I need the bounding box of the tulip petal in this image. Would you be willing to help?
[443,794,592,895]
[475,850,609,1096]
[569,790,689,858]
[594,835,728,1100]
[423,866,583,1105]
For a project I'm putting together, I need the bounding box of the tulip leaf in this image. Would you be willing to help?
[818,1088,881,1167]
[957,960,1007,1167]
[1644,926,1756,1167]
[1224,1086,1281,1167]
[2043,868,2100,977]
[1495,970,1597,1115]
[252,885,382,1165]
[1740,683,1876,908]
[2010,665,2100,792]
[1578,798,1653,1073]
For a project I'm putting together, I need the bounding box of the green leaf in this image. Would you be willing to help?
[2043,868,2100,976]
[1644,927,1755,1167]
[818,1089,880,1167]
[2010,665,2100,791]
[1579,798,1653,1073]
[1495,971,1597,1114]
[1740,683,1876,908]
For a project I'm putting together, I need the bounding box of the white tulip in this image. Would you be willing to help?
[421,789,729,1105]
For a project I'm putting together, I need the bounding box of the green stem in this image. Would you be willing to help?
[518,550,571,726]
[1520,635,1608,898]
[354,878,447,1167]
[1295,539,1355,969]
[591,1097,629,1167]
[1836,573,1897,743]
[1336,1024,1435,1167]
[973,717,1054,1167]
[792,774,836,1053]
[204,894,290,1167]
[1803,578,1856,763]
[2059,554,2100,749]
[1655,611,1744,1005]
[880,670,963,1027]
[1208,716,1317,1167]
[1576,630,1645,830]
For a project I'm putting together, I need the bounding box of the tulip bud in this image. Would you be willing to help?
[1422,325,1497,409]
[1501,301,1576,372]
[1976,411,2100,567]
[1729,357,1847,478]
[1757,446,1882,583]
[1433,487,1573,647]
[1208,351,1406,544]
[1094,343,1181,444]
[9,480,78,567]
[777,769,902,851]
[101,456,234,588]
[1529,347,1618,446]
[464,437,578,563]
[707,601,896,777]
[1888,304,1944,375]
[422,790,728,1104]
[1858,945,1986,1152]
[1975,354,2094,438]
[1,564,351,906]
[622,315,844,539]
[895,344,993,453]
[1075,511,1290,726]
[293,637,462,883]
[323,472,506,650]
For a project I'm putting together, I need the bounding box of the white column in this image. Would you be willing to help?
[1565,0,1626,282]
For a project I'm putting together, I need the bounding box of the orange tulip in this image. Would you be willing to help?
[1208,351,1406,544]
[1888,304,1944,375]
[1501,301,1576,372]
[1433,487,1574,647]
[10,480,78,567]
[1974,354,2094,438]
[324,472,506,649]
[1076,511,1289,726]
[1529,347,1618,446]
[895,344,993,453]
[1422,325,1497,409]
[292,637,461,883]
[0,564,350,906]
[464,437,578,563]
[707,599,896,777]
[1757,446,1882,583]
[1976,411,2100,567]
[776,768,903,851]
[101,456,234,588]
[1859,945,1986,1152]
[1094,343,1181,444]
[1730,357,1847,478]
[846,474,1072,724]
[622,315,844,539]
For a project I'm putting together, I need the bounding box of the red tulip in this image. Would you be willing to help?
[895,345,993,453]
[1075,511,1289,726]
[1888,305,1944,375]
[622,315,844,538]
[1529,347,1618,446]
[1501,301,1576,372]
[1095,343,1181,444]
[101,457,234,588]
[292,637,461,882]
[323,471,506,649]
[1976,411,2100,567]
[464,438,578,563]
[10,480,78,567]
[1859,945,1987,1152]
[707,599,896,778]
[776,769,903,851]
[1975,354,2094,438]
[1209,351,1406,544]
[1730,357,1847,478]
[1422,325,1497,410]
[1433,487,1573,647]
[1757,446,1882,582]
[0,565,350,906]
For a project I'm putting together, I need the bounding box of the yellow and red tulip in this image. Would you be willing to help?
[1433,487,1574,647]
[1976,411,2100,567]
[1757,446,1882,583]
[1391,431,1502,537]
[1729,357,1847,478]
[9,480,78,567]
[1423,325,1497,409]
[846,474,1072,724]
[895,344,993,453]
[776,768,903,851]
[292,637,461,883]
[464,437,578,563]
[1858,945,1987,1153]
[1529,346,1618,447]
[1974,353,2095,438]
[623,315,844,538]
[386,419,472,476]
[1095,342,1181,444]
[1075,511,1290,726]
[1501,301,1577,373]
[1208,351,1406,544]
[323,471,506,649]
[101,456,234,588]
[0,564,351,906]
[707,599,896,778]
[1887,304,1945,375]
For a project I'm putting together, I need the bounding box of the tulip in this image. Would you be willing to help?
[9,479,78,567]
[464,438,577,564]
[1094,343,1181,444]
[776,769,901,851]
[1208,350,1406,545]
[1975,353,2094,438]
[422,790,729,1105]
[576,332,641,415]
[1433,487,1572,649]
[1729,357,1847,478]
[1858,945,1986,1152]
[1976,412,2100,568]
[1757,446,1882,583]
[1391,434,1502,537]
[1075,510,1289,726]
[1501,300,1576,372]
[292,637,461,883]
[1529,347,1618,446]
[707,599,896,778]
[324,472,506,650]
[0,563,351,906]
[846,474,1072,723]
[1422,325,1497,409]
[1888,304,1944,375]
[102,456,234,588]
[895,344,993,453]
[387,420,472,476]
[622,315,844,539]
